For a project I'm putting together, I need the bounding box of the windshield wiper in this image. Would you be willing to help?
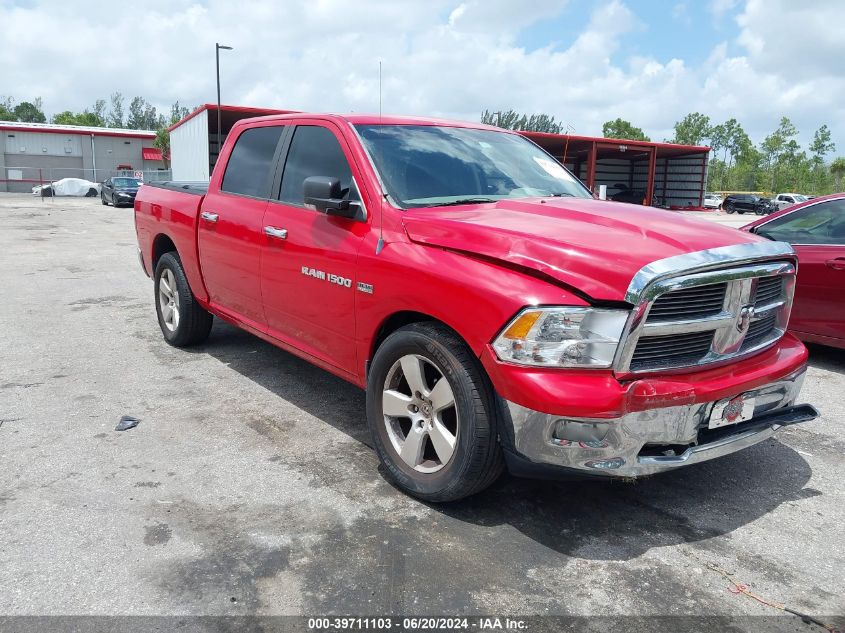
[546,192,575,197]
[433,197,497,207]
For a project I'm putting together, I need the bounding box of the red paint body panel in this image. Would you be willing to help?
[135,112,812,414]
[134,186,208,303]
[260,118,371,375]
[403,198,766,301]
[198,191,269,327]
[482,333,808,417]
[741,193,845,349]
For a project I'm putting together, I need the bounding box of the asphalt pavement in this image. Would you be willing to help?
[0,194,842,629]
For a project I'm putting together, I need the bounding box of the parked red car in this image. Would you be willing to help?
[742,193,845,349]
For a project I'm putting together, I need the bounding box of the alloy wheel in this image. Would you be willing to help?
[382,354,459,473]
[158,268,181,332]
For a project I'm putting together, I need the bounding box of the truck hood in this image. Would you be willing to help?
[402,197,766,302]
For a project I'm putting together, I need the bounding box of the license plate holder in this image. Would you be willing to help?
[709,393,757,429]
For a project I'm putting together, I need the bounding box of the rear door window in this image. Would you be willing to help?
[278,125,359,206]
[221,126,284,199]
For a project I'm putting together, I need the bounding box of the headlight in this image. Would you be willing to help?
[492,307,629,368]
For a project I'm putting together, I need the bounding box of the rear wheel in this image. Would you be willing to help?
[101,193,108,206]
[154,252,213,347]
[366,322,504,502]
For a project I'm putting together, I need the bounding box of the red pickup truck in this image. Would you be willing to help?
[134,113,817,501]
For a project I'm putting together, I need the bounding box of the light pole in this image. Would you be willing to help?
[215,43,233,164]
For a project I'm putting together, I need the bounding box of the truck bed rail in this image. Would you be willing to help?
[143,181,209,196]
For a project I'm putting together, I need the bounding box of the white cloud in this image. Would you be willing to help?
[0,0,843,154]
[672,2,692,26]
[708,0,738,19]
[703,0,845,148]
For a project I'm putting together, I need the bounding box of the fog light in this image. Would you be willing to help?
[552,419,610,444]
[585,458,625,470]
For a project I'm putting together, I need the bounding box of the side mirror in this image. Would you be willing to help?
[303,176,356,219]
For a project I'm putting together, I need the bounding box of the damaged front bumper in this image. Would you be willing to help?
[502,368,818,478]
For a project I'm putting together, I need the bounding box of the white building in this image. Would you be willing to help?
[0,121,165,192]
[169,104,294,181]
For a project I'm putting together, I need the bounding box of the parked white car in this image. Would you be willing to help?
[703,192,723,209]
[31,178,100,198]
[773,193,809,211]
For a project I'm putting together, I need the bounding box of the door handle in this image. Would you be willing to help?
[264,226,288,240]
[825,258,845,270]
[200,211,219,223]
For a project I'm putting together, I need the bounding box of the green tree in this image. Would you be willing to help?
[831,157,845,191]
[153,127,171,169]
[152,102,192,169]
[760,117,799,192]
[51,108,106,127]
[52,111,80,125]
[808,124,836,193]
[126,96,147,129]
[708,120,740,189]
[0,96,14,120]
[601,118,650,141]
[170,101,191,124]
[13,99,46,123]
[809,124,835,165]
[92,99,106,124]
[108,92,125,128]
[480,109,563,133]
[672,112,711,146]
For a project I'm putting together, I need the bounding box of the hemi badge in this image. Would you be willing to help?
[357,282,374,294]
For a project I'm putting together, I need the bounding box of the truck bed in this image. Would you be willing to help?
[135,181,208,300]
[143,181,210,195]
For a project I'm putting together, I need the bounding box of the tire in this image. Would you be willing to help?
[101,193,109,206]
[366,322,504,502]
[725,203,735,214]
[153,252,213,347]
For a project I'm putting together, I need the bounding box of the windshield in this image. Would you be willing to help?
[113,178,141,187]
[355,124,591,208]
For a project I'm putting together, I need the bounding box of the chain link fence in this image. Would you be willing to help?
[1,166,172,194]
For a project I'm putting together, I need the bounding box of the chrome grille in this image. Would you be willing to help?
[754,276,783,307]
[647,282,727,322]
[630,330,715,371]
[617,259,796,374]
[741,312,777,350]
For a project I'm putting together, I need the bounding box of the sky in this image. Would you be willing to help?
[1,0,843,154]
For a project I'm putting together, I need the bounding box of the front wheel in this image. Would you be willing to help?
[725,203,735,214]
[154,252,213,347]
[366,322,504,502]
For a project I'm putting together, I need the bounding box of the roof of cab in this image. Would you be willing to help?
[235,112,504,132]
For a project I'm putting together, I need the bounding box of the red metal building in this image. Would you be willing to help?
[522,132,710,209]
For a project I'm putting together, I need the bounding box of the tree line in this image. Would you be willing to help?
[1,94,193,167]
[670,112,842,195]
[483,109,844,195]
